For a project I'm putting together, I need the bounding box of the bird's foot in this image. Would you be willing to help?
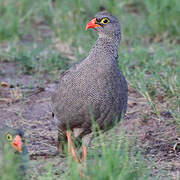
[66,131,90,179]
[66,131,80,163]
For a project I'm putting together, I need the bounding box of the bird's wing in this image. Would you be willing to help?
[51,62,78,116]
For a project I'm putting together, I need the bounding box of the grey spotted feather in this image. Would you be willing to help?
[51,11,128,148]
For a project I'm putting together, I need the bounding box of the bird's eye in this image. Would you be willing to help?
[100,18,110,24]
[6,133,13,141]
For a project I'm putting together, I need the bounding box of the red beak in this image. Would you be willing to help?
[11,135,23,153]
[86,18,101,30]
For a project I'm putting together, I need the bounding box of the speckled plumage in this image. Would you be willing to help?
[51,11,128,146]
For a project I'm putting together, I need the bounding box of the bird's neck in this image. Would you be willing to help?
[89,35,120,63]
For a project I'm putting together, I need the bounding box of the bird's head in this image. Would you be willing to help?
[86,11,121,39]
[0,127,24,153]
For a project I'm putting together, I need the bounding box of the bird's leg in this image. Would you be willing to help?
[78,146,87,178]
[66,131,92,179]
[81,146,87,163]
[80,132,94,163]
[66,131,80,163]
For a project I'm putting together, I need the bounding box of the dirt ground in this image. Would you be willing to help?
[0,60,180,179]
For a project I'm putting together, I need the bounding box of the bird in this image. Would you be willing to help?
[0,125,29,180]
[51,11,128,160]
